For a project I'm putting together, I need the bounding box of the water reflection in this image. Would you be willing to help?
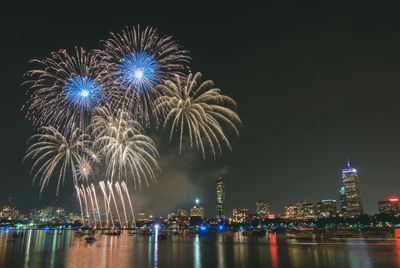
[269,232,279,268]
[194,234,201,268]
[0,230,399,267]
[154,227,158,268]
[395,228,400,267]
[216,234,225,268]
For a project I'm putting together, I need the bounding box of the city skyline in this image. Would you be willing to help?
[3,158,398,218]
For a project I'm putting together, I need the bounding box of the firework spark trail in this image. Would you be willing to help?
[107,181,122,226]
[95,25,190,126]
[80,187,90,227]
[99,181,112,228]
[156,72,242,159]
[115,182,128,228]
[86,186,97,228]
[91,183,103,228]
[24,126,93,194]
[90,105,160,186]
[75,185,85,226]
[23,47,107,133]
[121,181,136,227]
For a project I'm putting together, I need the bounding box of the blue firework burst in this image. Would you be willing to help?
[64,76,105,111]
[115,51,161,92]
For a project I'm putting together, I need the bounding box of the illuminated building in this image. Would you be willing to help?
[378,198,400,215]
[283,205,298,219]
[232,208,249,223]
[339,187,345,211]
[256,201,270,220]
[216,176,225,220]
[340,158,363,217]
[316,200,337,218]
[137,212,148,221]
[0,197,19,220]
[66,212,81,224]
[54,207,66,222]
[190,200,204,219]
[283,200,316,219]
[28,206,67,224]
[177,209,188,217]
[302,202,316,219]
[39,207,56,223]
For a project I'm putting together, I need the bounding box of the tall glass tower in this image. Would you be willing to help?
[216,176,225,220]
[340,158,363,217]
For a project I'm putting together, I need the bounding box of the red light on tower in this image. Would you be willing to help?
[389,198,399,202]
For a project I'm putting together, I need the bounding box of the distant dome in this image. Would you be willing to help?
[2,197,14,210]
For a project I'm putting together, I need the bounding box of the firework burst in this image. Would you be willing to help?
[96,25,190,125]
[155,72,242,159]
[24,126,93,194]
[76,156,93,182]
[90,105,160,187]
[23,47,107,132]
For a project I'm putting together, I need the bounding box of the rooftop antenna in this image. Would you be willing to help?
[346,155,351,168]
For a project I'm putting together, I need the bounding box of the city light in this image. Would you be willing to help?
[200,225,207,231]
[342,168,357,174]
[389,198,399,202]
[195,199,200,205]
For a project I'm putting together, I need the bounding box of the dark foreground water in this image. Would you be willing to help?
[0,230,400,268]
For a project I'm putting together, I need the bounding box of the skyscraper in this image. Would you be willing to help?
[190,206,205,219]
[256,201,270,219]
[216,176,225,220]
[378,198,400,215]
[316,200,337,218]
[232,208,249,223]
[340,158,363,217]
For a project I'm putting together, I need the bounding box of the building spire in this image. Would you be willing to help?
[346,156,351,168]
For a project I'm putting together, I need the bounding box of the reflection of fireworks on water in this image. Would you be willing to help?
[96,25,190,125]
[90,105,160,186]
[156,72,242,159]
[23,47,107,132]
[24,126,93,194]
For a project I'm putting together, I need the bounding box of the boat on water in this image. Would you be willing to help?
[75,231,84,237]
[138,230,152,235]
[104,229,121,236]
[11,232,23,238]
[128,230,138,235]
[85,236,96,243]
[254,229,267,236]
[158,233,168,240]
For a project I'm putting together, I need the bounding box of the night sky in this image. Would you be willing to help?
[1,3,400,217]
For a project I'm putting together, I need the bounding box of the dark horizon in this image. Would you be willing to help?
[2,3,400,217]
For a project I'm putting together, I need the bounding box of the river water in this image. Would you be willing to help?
[0,229,399,267]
